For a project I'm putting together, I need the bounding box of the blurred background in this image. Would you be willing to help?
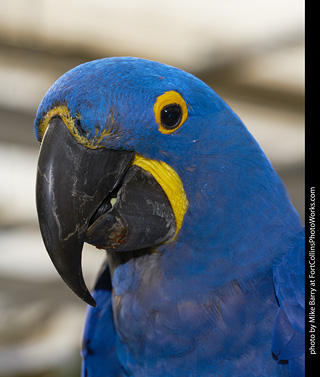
[0,1,304,376]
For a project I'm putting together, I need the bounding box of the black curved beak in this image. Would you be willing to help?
[36,117,134,306]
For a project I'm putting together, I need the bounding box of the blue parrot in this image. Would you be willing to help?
[34,57,305,377]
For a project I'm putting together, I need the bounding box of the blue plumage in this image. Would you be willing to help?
[34,57,305,376]
[81,261,121,377]
[272,229,305,376]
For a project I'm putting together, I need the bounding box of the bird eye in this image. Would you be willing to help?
[154,91,188,134]
[161,104,182,130]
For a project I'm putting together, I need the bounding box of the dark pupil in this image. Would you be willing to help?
[160,104,182,129]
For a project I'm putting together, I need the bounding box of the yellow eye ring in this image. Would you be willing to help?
[154,91,188,134]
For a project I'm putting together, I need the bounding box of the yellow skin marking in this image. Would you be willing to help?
[38,105,111,149]
[154,91,188,134]
[133,154,188,235]
[39,106,188,236]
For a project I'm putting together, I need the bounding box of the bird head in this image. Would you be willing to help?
[34,57,301,306]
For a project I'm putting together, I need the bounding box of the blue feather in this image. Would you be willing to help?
[81,260,121,377]
[272,229,305,375]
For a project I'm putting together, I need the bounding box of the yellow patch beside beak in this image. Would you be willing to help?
[133,154,188,235]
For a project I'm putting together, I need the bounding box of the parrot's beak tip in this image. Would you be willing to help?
[83,293,97,307]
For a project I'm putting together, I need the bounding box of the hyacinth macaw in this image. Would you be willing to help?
[34,57,305,377]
